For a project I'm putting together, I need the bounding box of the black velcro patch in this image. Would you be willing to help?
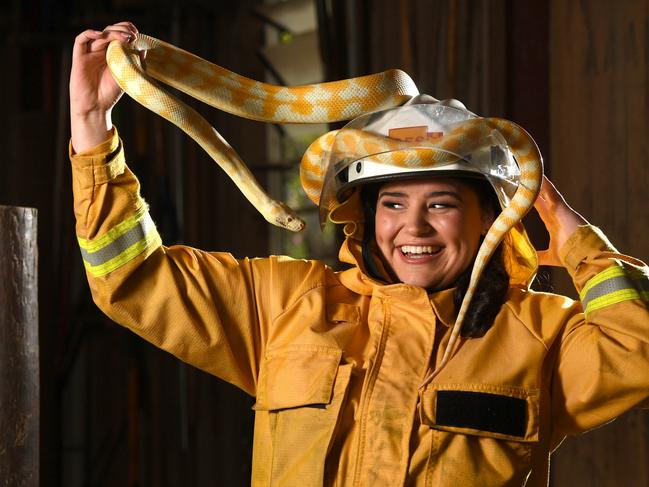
[436,390,527,438]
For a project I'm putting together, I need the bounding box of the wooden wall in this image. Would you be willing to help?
[549,0,649,484]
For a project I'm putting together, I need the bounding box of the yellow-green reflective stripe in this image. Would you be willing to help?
[581,265,649,317]
[78,210,161,277]
[79,212,155,267]
[78,206,148,253]
[83,229,161,277]
[580,266,635,298]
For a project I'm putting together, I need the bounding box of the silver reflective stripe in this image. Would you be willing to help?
[80,212,156,267]
[581,275,649,309]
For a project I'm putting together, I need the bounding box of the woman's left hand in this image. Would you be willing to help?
[534,175,589,266]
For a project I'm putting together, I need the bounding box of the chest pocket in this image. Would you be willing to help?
[419,384,540,486]
[255,345,347,409]
[253,346,353,487]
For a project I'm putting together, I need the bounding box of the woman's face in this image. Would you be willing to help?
[374,177,493,291]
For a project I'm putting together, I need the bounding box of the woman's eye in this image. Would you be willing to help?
[429,202,454,210]
[381,200,404,209]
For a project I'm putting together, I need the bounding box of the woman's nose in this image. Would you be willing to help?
[404,207,433,236]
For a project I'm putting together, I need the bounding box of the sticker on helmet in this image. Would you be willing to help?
[388,126,443,143]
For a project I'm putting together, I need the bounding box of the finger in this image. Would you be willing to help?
[84,29,134,54]
[534,176,567,226]
[74,28,131,51]
[534,184,556,224]
[112,21,139,35]
[100,27,135,40]
[101,21,138,42]
[109,22,144,62]
[539,175,567,207]
[73,29,103,48]
[72,29,105,60]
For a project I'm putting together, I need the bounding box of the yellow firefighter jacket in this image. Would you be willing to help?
[70,129,649,486]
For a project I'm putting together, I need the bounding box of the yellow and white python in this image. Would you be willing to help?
[106,34,418,232]
[106,34,543,378]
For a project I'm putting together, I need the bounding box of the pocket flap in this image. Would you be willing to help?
[254,346,343,411]
[326,303,360,323]
[419,384,540,442]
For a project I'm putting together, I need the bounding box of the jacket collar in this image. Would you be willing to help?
[338,236,457,327]
[428,287,457,327]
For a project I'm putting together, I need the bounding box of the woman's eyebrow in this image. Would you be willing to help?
[378,191,407,199]
[378,190,462,200]
[426,190,463,200]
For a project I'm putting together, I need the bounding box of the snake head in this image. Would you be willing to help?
[269,201,305,232]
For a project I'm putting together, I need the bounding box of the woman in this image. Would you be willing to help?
[70,23,649,486]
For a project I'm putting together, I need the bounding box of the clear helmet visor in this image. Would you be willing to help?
[318,103,521,225]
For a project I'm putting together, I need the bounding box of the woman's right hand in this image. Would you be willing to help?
[69,22,138,153]
[534,175,589,266]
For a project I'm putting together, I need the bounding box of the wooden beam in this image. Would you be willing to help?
[0,206,39,485]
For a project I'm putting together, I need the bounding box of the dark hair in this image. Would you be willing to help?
[360,177,509,338]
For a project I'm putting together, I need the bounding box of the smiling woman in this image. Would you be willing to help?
[69,23,649,487]
[359,176,510,339]
[374,178,491,290]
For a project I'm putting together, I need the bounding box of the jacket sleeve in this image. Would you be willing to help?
[70,128,277,396]
[550,225,649,443]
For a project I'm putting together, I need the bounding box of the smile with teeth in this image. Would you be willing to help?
[400,245,442,257]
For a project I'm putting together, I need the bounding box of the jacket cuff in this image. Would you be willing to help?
[69,127,125,189]
[559,225,618,292]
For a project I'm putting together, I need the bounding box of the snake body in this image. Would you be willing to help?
[420,119,542,382]
[106,34,543,376]
[106,34,418,231]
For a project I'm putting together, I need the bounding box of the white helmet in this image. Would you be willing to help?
[315,95,521,227]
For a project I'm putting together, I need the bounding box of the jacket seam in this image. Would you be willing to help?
[247,259,267,386]
[426,382,539,397]
[84,160,97,231]
[424,428,437,487]
[270,279,326,324]
[503,299,550,351]
[84,139,120,232]
[352,297,390,486]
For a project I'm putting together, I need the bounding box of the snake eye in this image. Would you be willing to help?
[355,162,363,174]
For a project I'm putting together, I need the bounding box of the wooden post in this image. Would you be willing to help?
[0,206,39,486]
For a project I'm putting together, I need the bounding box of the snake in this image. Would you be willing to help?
[106,34,543,380]
[106,34,418,231]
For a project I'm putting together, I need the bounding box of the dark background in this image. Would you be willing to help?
[1,0,648,485]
